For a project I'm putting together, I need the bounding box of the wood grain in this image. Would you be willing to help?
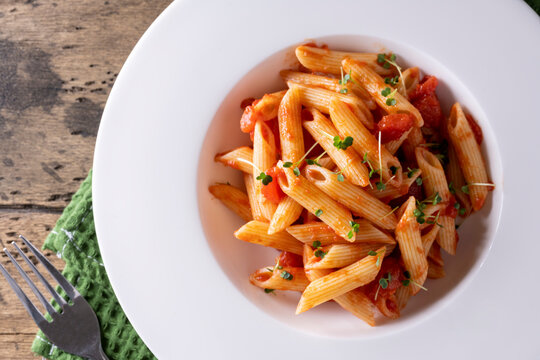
[0,0,172,358]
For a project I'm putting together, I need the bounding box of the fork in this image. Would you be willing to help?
[0,236,109,360]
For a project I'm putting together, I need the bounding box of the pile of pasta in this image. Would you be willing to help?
[209,44,493,325]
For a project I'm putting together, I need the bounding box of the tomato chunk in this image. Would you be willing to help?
[261,166,285,204]
[377,113,414,143]
[276,251,303,268]
[409,75,438,101]
[412,93,442,129]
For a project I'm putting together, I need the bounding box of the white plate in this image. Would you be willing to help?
[93,1,540,359]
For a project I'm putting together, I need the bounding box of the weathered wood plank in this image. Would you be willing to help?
[0,0,172,207]
[1,335,37,360]
[0,212,65,336]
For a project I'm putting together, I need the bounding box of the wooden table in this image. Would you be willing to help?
[0,1,171,358]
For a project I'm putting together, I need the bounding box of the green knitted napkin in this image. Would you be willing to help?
[31,171,156,360]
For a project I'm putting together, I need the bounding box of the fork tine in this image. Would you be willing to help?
[0,259,47,326]
[3,246,58,316]
[11,241,67,308]
[20,235,79,300]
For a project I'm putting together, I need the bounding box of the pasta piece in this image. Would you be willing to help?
[397,67,420,99]
[447,103,490,211]
[250,266,309,292]
[269,87,305,234]
[268,197,304,235]
[288,81,374,130]
[385,129,411,155]
[286,221,395,246]
[421,223,441,255]
[241,90,287,131]
[395,197,428,295]
[295,45,394,76]
[415,147,456,254]
[317,155,335,169]
[401,126,424,164]
[243,173,265,221]
[428,242,444,267]
[304,242,395,269]
[394,286,411,310]
[366,169,422,202]
[303,108,370,186]
[427,259,445,279]
[304,165,397,230]
[342,58,423,127]
[215,146,253,174]
[417,203,446,230]
[447,145,472,217]
[296,246,386,314]
[303,246,375,326]
[277,162,355,241]
[329,97,403,188]
[280,70,376,110]
[208,183,252,222]
[253,120,278,220]
[234,220,304,255]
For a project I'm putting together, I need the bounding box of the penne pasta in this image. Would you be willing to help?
[280,69,376,110]
[394,286,411,310]
[211,44,494,325]
[234,220,304,255]
[208,183,252,222]
[277,162,355,241]
[303,108,370,186]
[415,147,456,255]
[447,145,473,217]
[422,223,441,255]
[304,165,398,230]
[288,81,374,130]
[304,242,395,269]
[286,221,395,246]
[215,146,253,174]
[250,266,309,292]
[395,197,428,295]
[398,67,420,99]
[268,196,304,235]
[329,97,403,188]
[447,102,490,211]
[303,246,375,326]
[296,246,386,314]
[244,173,265,221]
[241,90,287,130]
[253,120,278,220]
[366,169,422,202]
[295,45,394,76]
[342,58,423,127]
[427,259,445,279]
[269,87,305,234]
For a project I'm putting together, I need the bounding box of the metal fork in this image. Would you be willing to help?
[0,236,108,360]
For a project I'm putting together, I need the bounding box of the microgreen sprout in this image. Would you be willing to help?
[347,220,360,239]
[402,271,428,291]
[374,272,392,301]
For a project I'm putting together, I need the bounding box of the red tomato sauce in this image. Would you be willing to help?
[240,97,255,110]
[365,257,404,302]
[445,195,458,218]
[261,166,285,204]
[465,113,483,145]
[377,113,414,143]
[276,251,303,268]
[410,76,443,129]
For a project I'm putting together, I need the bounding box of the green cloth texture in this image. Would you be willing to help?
[31,172,156,360]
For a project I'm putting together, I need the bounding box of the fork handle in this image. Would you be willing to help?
[87,345,109,360]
